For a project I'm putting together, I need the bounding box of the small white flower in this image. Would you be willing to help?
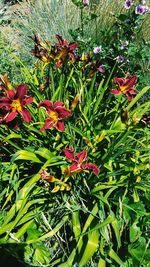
[93,46,102,54]
[83,0,90,6]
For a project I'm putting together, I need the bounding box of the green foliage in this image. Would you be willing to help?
[0,1,150,266]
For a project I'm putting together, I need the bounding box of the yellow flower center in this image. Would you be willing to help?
[11,99,22,112]
[49,110,58,123]
[120,85,127,92]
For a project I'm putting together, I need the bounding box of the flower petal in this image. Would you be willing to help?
[40,118,53,131]
[82,163,100,176]
[7,90,16,99]
[76,149,87,163]
[0,100,11,110]
[69,42,78,51]
[16,84,28,99]
[21,109,32,123]
[129,88,136,94]
[5,111,17,122]
[64,147,75,161]
[53,101,63,108]
[56,120,65,132]
[55,106,72,119]
[126,76,138,88]
[127,95,133,101]
[114,77,126,85]
[55,34,68,47]
[111,89,121,95]
[70,163,80,173]
[39,100,52,110]
[23,96,33,106]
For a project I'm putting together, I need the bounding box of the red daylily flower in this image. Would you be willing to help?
[64,147,100,176]
[32,34,56,63]
[0,84,33,123]
[32,34,78,68]
[111,75,138,101]
[55,35,78,68]
[39,100,72,132]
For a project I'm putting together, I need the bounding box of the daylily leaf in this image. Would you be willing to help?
[11,150,42,163]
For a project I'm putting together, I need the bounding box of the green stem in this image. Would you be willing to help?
[81,8,84,37]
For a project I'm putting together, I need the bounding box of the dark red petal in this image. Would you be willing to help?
[76,150,87,164]
[0,97,10,103]
[126,76,138,88]
[82,163,100,176]
[55,34,68,47]
[127,95,133,101]
[128,88,136,94]
[56,120,65,132]
[39,120,53,132]
[125,92,133,102]
[21,109,32,123]
[64,147,75,161]
[114,77,126,85]
[0,101,11,110]
[53,101,63,108]
[56,106,72,119]
[39,100,52,110]
[69,42,78,51]
[70,163,81,173]
[111,89,121,95]
[42,118,53,130]
[5,111,17,122]
[16,84,28,99]
[7,90,16,99]
[23,96,33,106]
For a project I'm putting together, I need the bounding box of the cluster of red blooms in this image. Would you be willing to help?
[32,34,77,68]
[0,75,71,130]
[32,34,106,79]
[0,35,140,180]
[32,34,138,101]
[0,73,138,127]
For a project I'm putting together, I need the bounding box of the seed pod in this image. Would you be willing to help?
[121,108,128,123]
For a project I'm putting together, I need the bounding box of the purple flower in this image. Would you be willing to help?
[120,41,129,50]
[97,64,105,73]
[135,4,149,15]
[116,55,125,63]
[83,0,90,6]
[124,0,133,9]
[93,46,102,54]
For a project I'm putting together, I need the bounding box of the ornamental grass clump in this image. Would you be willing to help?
[0,24,150,267]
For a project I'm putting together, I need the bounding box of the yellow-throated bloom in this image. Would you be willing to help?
[0,84,33,123]
[111,75,138,101]
[39,100,72,132]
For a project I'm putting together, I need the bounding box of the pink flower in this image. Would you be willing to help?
[93,46,102,54]
[64,147,99,176]
[39,100,72,132]
[135,4,149,15]
[0,84,33,123]
[111,75,138,101]
[124,0,133,9]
